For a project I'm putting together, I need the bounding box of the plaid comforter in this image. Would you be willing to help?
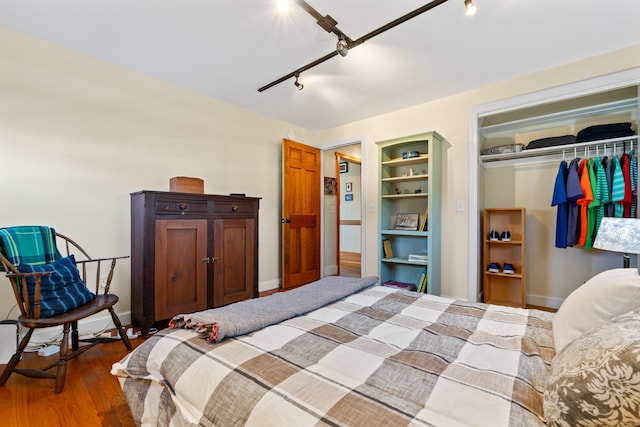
[112,285,555,426]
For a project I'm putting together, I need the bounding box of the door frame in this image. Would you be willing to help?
[335,152,362,276]
[319,138,366,278]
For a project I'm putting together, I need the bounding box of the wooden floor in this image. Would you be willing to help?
[339,263,361,278]
[0,335,142,427]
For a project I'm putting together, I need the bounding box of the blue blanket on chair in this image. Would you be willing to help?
[0,226,61,267]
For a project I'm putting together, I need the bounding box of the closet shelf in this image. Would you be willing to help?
[480,135,639,168]
[479,98,637,139]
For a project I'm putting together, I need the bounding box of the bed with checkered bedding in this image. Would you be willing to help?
[112,280,555,426]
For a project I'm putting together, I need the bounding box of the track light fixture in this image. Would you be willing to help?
[465,0,477,16]
[294,73,304,90]
[336,37,349,57]
[258,0,450,93]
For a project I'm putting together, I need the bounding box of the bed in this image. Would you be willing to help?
[112,271,640,426]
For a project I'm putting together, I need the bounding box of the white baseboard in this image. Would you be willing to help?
[259,278,281,293]
[324,264,338,276]
[0,321,19,363]
[526,294,564,310]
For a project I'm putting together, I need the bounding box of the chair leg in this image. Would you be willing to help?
[71,320,79,352]
[109,307,132,350]
[0,328,34,386]
[54,323,70,393]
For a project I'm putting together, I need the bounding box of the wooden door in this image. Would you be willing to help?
[212,218,256,306]
[154,219,208,320]
[282,138,321,289]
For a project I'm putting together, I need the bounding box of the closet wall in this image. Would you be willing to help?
[476,80,639,308]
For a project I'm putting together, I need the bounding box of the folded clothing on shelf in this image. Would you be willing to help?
[480,143,524,155]
[576,122,635,142]
[526,134,576,150]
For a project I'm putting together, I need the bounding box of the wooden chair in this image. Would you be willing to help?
[0,226,131,393]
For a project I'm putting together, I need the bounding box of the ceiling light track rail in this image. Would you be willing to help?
[258,0,450,93]
[294,0,353,44]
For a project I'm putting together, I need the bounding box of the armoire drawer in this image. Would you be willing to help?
[212,200,255,215]
[154,198,208,215]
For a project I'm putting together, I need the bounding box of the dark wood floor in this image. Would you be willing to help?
[0,335,142,427]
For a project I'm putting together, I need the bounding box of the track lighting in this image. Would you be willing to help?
[294,73,304,90]
[336,38,348,57]
[465,0,477,16]
[259,0,450,93]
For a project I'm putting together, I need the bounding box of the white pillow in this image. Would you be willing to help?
[552,268,640,352]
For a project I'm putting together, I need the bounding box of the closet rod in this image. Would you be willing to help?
[480,135,639,165]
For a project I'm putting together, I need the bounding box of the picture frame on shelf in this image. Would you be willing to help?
[345,182,352,192]
[395,213,419,230]
[345,194,353,201]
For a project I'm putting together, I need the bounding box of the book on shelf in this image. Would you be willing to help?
[419,207,428,232]
[382,239,394,259]
[418,267,428,293]
[408,254,428,262]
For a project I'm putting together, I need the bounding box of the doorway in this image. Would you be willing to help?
[336,153,362,277]
[322,143,363,278]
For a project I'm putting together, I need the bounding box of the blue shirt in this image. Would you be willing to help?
[551,161,568,248]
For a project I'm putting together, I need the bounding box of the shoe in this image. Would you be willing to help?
[500,231,511,241]
[487,262,501,273]
[503,263,515,274]
[489,230,499,241]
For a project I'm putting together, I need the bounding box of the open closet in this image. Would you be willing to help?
[469,68,640,309]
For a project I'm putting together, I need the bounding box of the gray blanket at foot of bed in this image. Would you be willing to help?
[170,275,378,342]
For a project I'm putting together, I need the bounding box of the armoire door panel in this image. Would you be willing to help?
[213,218,255,306]
[154,219,208,320]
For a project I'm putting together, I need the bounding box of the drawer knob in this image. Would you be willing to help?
[178,203,187,210]
[232,205,238,212]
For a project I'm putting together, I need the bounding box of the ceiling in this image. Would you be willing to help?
[1,0,640,131]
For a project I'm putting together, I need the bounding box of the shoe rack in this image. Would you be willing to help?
[482,208,525,308]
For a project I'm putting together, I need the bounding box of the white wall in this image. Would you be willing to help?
[315,44,640,301]
[0,27,312,324]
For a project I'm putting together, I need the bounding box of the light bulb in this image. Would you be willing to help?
[465,0,477,16]
[277,0,289,13]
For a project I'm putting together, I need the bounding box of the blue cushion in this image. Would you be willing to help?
[17,255,96,318]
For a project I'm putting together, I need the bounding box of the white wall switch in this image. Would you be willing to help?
[456,200,465,212]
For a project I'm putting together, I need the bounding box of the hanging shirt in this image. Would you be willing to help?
[577,159,594,247]
[620,153,633,217]
[593,157,609,236]
[611,155,625,217]
[551,161,568,248]
[630,150,638,218]
[602,156,615,217]
[566,157,583,247]
[584,159,599,250]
